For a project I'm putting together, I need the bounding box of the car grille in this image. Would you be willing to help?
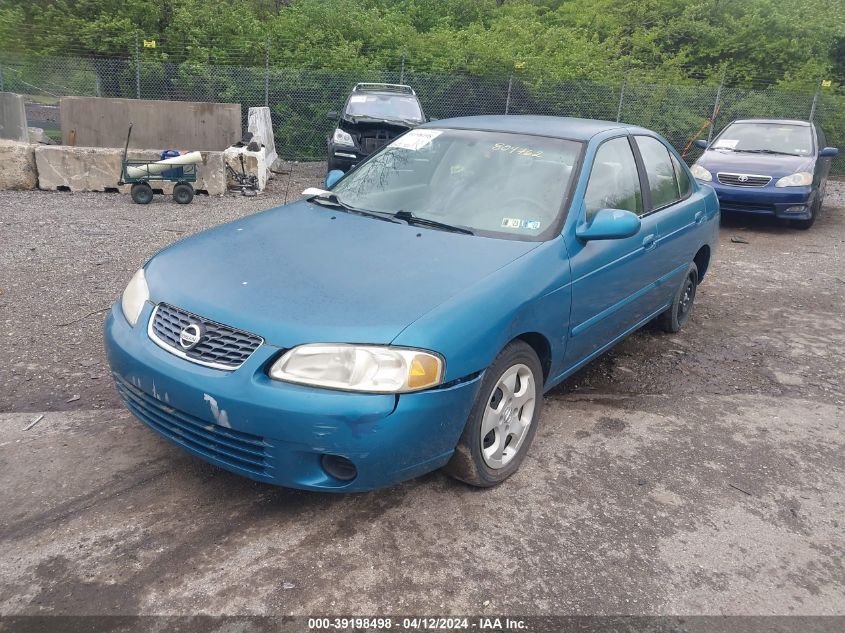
[716,172,772,187]
[114,374,274,477]
[148,303,263,371]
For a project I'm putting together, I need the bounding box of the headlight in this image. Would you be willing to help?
[690,164,712,182]
[775,172,813,187]
[332,128,354,147]
[268,344,444,393]
[121,268,149,327]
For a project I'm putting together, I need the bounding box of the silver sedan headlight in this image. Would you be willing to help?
[268,344,444,393]
[775,172,813,187]
[121,268,149,327]
[690,163,712,182]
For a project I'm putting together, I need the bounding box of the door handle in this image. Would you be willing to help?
[642,234,657,251]
[694,210,705,224]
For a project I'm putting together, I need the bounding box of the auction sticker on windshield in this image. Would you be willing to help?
[391,129,442,151]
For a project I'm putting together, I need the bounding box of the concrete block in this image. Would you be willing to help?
[223,145,268,191]
[247,107,279,170]
[0,92,29,142]
[60,97,241,151]
[35,145,226,195]
[0,140,37,190]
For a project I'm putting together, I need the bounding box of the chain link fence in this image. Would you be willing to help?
[2,52,843,174]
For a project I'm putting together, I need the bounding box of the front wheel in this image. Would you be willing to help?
[130,182,153,205]
[659,262,698,333]
[443,340,544,487]
[791,196,819,230]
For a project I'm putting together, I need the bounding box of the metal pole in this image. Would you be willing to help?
[0,64,4,92]
[400,51,406,84]
[708,65,727,142]
[809,78,822,122]
[264,37,270,107]
[95,74,101,97]
[505,72,513,115]
[134,31,141,99]
[615,70,628,123]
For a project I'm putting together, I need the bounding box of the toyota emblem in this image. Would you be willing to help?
[738,174,749,182]
[179,323,203,350]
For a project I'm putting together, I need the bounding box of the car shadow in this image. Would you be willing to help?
[718,210,796,234]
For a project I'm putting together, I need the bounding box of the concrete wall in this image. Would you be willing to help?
[35,145,226,195]
[0,140,37,189]
[60,97,241,151]
[0,92,29,142]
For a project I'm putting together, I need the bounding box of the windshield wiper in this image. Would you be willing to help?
[394,211,474,235]
[308,191,401,223]
[735,149,801,156]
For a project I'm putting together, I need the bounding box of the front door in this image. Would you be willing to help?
[563,135,665,371]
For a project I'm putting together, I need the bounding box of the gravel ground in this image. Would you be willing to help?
[1,176,844,619]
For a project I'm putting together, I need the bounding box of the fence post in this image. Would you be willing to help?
[400,51,406,84]
[708,65,727,142]
[134,31,141,99]
[505,71,513,115]
[0,64,4,92]
[809,78,822,122]
[616,68,628,123]
[264,37,270,107]
[95,74,101,97]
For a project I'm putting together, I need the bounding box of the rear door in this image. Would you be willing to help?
[633,135,705,304]
[564,135,664,369]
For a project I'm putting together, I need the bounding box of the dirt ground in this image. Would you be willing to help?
[1,174,843,621]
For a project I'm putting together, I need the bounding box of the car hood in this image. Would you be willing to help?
[144,201,539,348]
[698,150,815,178]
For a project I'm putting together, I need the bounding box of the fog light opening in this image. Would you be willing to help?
[784,205,806,213]
[321,454,358,481]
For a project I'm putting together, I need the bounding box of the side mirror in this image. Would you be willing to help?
[325,169,344,189]
[326,111,339,121]
[427,116,438,122]
[694,139,708,150]
[576,209,641,241]
[820,146,839,157]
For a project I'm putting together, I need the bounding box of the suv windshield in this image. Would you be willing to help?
[331,129,582,240]
[344,94,423,122]
[711,122,813,156]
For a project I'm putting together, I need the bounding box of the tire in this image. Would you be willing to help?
[443,340,544,487]
[130,182,153,205]
[659,262,698,333]
[791,196,819,230]
[173,182,194,205]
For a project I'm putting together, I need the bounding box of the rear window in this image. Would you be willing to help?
[636,136,681,209]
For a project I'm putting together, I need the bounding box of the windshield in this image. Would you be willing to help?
[711,122,813,156]
[344,94,423,122]
[331,128,582,239]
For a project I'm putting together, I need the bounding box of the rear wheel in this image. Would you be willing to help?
[659,262,698,333]
[443,340,543,487]
[173,182,194,204]
[130,182,153,205]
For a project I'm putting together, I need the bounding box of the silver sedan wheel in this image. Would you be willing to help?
[480,363,537,469]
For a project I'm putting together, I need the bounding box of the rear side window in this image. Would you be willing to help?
[635,136,680,209]
[584,137,643,222]
[671,154,692,198]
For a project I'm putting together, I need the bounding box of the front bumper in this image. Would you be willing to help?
[104,302,482,492]
[705,181,815,220]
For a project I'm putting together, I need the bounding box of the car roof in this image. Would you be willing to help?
[730,118,812,126]
[420,115,648,141]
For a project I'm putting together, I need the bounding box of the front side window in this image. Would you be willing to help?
[710,122,813,156]
[344,94,424,122]
[636,136,681,209]
[332,129,582,240]
[583,136,643,222]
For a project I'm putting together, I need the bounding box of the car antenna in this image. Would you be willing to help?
[283,160,297,205]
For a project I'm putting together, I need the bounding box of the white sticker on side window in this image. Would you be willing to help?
[713,139,738,149]
[390,129,442,151]
[349,95,368,103]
